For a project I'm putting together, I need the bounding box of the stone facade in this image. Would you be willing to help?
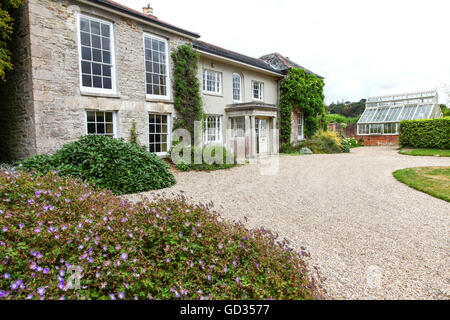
[1,0,191,160]
[0,3,35,161]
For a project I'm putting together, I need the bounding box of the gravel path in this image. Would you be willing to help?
[126,147,450,300]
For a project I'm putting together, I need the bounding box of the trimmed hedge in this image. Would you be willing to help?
[399,117,450,149]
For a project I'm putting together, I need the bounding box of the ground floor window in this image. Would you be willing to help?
[383,123,398,134]
[149,113,170,154]
[297,112,304,140]
[204,116,222,143]
[370,124,382,134]
[231,117,245,138]
[86,110,116,137]
[358,124,370,135]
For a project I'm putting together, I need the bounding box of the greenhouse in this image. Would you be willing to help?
[357,90,442,136]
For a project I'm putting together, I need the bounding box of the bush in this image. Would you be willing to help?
[301,130,344,154]
[341,137,360,151]
[171,145,236,172]
[325,114,360,124]
[399,117,450,149]
[279,143,298,154]
[20,135,175,195]
[0,170,320,300]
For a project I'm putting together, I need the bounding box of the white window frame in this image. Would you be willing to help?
[204,116,223,144]
[252,81,264,101]
[232,73,242,102]
[143,33,171,100]
[77,13,117,95]
[203,70,222,95]
[297,112,304,140]
[85,110,118,138]
[149,113,172,156]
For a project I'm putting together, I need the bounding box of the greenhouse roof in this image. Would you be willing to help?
[358,90,441,124]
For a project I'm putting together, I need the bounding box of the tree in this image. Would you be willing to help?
[0,0,24,81]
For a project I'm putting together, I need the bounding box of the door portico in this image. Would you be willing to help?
[225,102,279,159]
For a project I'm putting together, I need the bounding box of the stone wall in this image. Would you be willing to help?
[0,2,35,161]
[26,0,190,157]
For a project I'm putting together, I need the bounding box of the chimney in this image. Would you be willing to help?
[142,3,154,17]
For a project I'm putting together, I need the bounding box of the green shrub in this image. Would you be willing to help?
[325,114,360,124]
[341,137,360,151]
[301,130,344,154]
[399,117,450,149]
[0,170,320,300]
[20,135,175,195]
[170,145,236,172]
[279,143,299,154]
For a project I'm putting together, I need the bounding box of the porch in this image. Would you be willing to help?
[224,102,279,159]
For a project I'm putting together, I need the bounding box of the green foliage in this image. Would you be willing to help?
[325,114,360,124]
[441,105,450,117]
[399,148,450,157]
[0,0,24,81]
[129,121,138,145]
[19,135,175,195]
[327,99,366,118]
[279,68,325,143]
[399,117,450,149]
[171,145,236,172]
[341,137,361,150]
[171,44,204,142]
[281,130,346,154]
[393,167,450,202]
[0,170,321,300]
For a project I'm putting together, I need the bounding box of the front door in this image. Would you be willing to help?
[255,118,268,155]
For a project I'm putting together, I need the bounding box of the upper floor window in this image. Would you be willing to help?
[144,34,170,99]
[232,73,242,102]
[86,111,117,138]
[78,15,116,93]
[252,81,264,101]
[203,70,222,94]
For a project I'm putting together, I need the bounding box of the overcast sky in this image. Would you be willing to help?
[116,0,449,104]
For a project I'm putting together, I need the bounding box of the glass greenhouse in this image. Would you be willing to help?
[357,90,443,136]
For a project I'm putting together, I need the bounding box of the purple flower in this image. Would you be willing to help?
[4,274,10,279]
[118,292,125,299]
[34,227,41,234]
[2,227,7,232]
[0,291,7,298]
[218,243,223,249]
[35,191,42,198]
[43,268,49,274]
[120,253,128,261]
[110,294,116,300]
[233,260,237,267]
[19,223,25,229]
[48,227,56,233]
[37,287,45,296]
[236,277,240,284]
[28,199,35,205]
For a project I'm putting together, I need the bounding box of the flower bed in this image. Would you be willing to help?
[0,170,319,300]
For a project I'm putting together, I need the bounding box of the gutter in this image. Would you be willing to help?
[76,0,200,39]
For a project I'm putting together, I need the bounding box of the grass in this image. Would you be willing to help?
[399,148,450,157]
[393,167,450,202]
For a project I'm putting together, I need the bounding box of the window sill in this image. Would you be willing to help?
[80,91,121,99]
[146,96,174,103]
[203,91,223,98]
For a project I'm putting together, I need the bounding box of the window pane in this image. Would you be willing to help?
[79,16,114,91]
[87,111,96,122]
[87,123,96,134]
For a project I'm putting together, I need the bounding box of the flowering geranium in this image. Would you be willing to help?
[0,170,320,300]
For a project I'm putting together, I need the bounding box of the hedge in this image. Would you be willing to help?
[399,117,450,149]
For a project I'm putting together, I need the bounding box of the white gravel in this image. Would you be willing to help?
[126,147,450,300]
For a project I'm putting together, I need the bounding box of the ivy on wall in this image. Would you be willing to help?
[279,68,325,143]
[171,44,204,144]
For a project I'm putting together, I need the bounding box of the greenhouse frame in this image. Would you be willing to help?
[357,90,442,136]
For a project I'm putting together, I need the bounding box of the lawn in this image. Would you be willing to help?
[399,148,450,157]
[393,167,450,202]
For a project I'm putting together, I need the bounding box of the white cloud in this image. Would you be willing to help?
[115,0,450,104]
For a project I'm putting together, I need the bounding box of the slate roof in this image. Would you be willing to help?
[260,53,323,78]
[193,40,283,75]
[86,0,200,38]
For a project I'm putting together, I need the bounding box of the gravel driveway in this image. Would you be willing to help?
[127,147,450,300]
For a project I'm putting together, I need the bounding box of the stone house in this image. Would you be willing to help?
[0,0,322,161]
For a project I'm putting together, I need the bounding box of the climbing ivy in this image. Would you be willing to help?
[279,68,325,143]
[171,44,204,144]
